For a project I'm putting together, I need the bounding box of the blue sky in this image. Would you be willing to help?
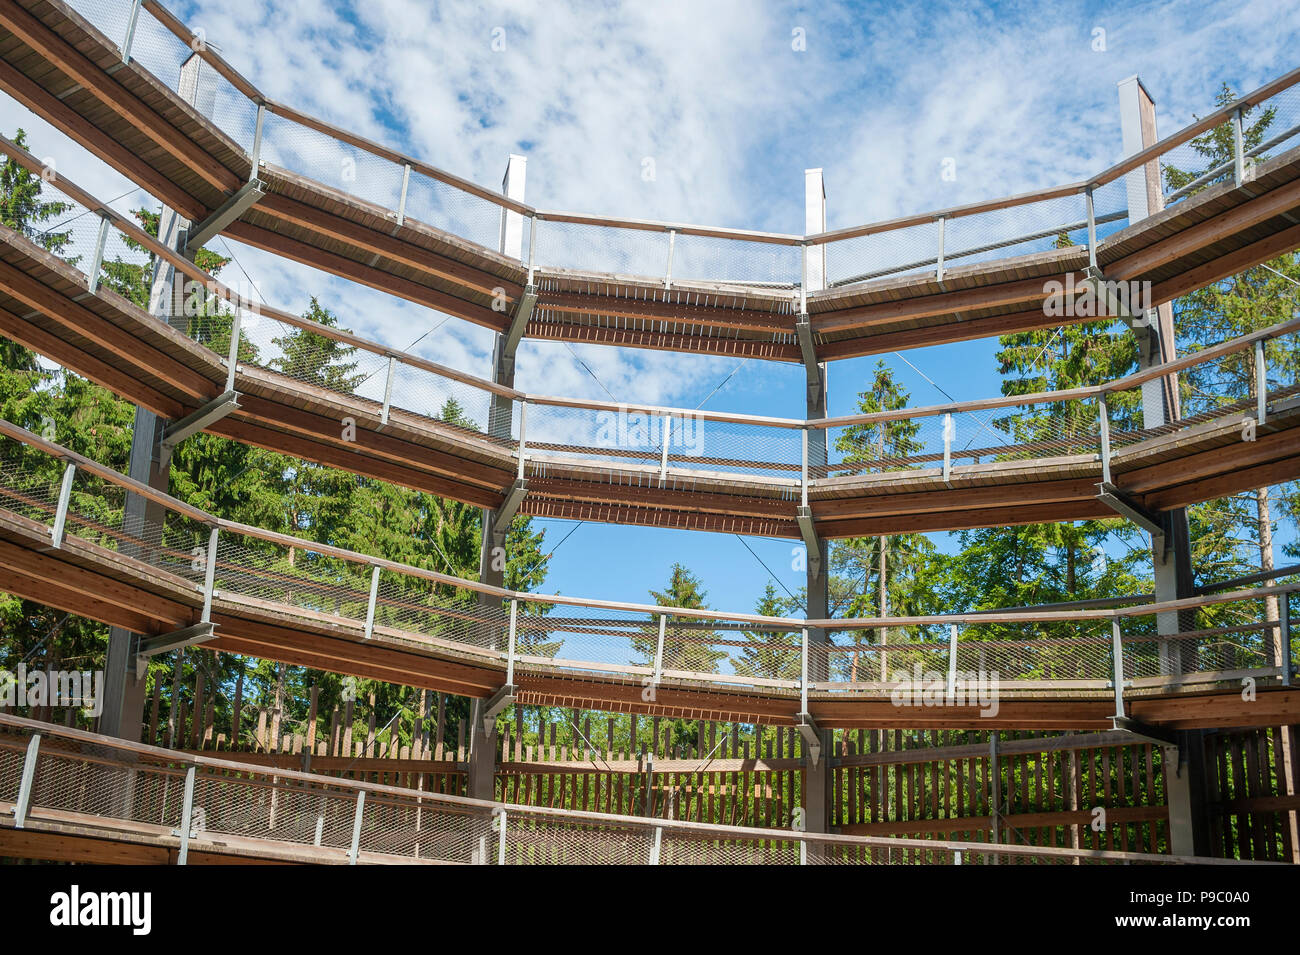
[2,0,1298,614]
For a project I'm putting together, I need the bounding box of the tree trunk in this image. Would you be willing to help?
[1257,484,1298,862]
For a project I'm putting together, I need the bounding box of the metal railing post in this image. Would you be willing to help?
[800,627,810,712]
[176,764,196,864]
[495,807,508,864]
[396,164,411,227]
[1085,186,1098,271]
[506,598,518,685]
[50,461,75,549]
[225,303,243,393]
[649,826,663,865]
[1111,619,1126,718]
[363,564,380,639]
[86,216,110,294]
[249,104,266,182]
[121,0,143,62]
[517,401,528,480]
[799,244,809,314]
[1232,107,1247,185]
[380,355,396,426]
[946,623,959,697]
[942,413,953,483]
[13,733,40,829]
[935,215,946,283]
[653,614,666,685]
[348,790,366,864]
[953,849,963,865]
[665,229,676,289]
[200,526,219,623]
[526,216,538,282]
[1255,339,1267,427]
[801,428,809,507]
[1098,395,1112,485]
[659,413,671,485]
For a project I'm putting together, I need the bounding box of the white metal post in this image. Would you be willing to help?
[1256,339,1268,426]
[946,624,959,697]
[935,215,946,282]
[13,733,40,829]
[348,790,366,864]
[176,764,196,864]
[200,526,219,623]
[1098,395,1112,485]
[526,216,538,284]
[517,401,528,480]
[506,598,518,685]
[649,826,663,865]
[665,229,676,289]
[121,0,143,62]
[1111,619,1126,718]
[249,104,266,181]
[942,413,953,483]
[86,216,110,294]
[225,304,243,393]
[659,414,671,485]
[654,614,666,684]
[495,808,508,864]
[800,627,810,712]
[50,461,75,548]
[380,355,396,426]
[1232,107,1247,185]
[801,428,809,507]
[396,164,411,227]
[363,565,380,639]
[1085,186,1098,271]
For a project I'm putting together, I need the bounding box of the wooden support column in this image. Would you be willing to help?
[101,53,215,741]
[802,168,832,836]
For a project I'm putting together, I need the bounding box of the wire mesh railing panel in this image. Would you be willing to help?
[259,111,405,211]
[387,359,496,437]
[193,772,354,849]
[29,747,187,831]
[658,830,801,864]
[533,220,668,279]
[943,193,1090,270]
[824,220,939,287]
[63,0,135,55]
[516,604,655,677]
[15,180,102,274]
[235,306,392,403]
[525,403,801,479]
[712,624,802,684]
[359,796,491,862]
[374,573,509,651]
[0,458,61,526]
[671,233,800,287]
[120,7,191,100]
[501,815,654,865]
[401,170,506,252]
[956,632,1113,683]
[0,739,25,803]
[214,534,372,624]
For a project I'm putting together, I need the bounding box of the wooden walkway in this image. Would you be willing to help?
[0,0,1298,361]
